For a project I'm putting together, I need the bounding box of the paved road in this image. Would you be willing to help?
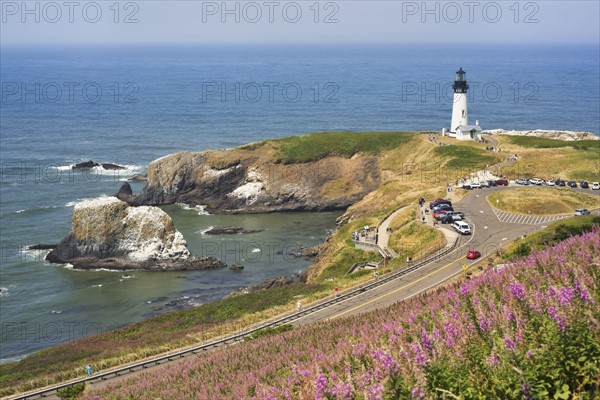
[14,185,599,399]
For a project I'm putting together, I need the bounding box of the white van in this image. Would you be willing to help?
[452,221,471,235]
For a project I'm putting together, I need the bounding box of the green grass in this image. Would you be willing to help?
[433,145,499,170]
[503,215,600,260]
[0,283,324,396]
[270,132,415,164]
[507,136,600,151]
[245,324,293,341]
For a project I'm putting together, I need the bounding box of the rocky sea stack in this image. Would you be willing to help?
[46,197,225,271]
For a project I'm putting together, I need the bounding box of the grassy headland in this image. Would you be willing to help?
[3,131,594,396]
[496,136,600,182]
[488,187,600,215]
[269,131,415,164]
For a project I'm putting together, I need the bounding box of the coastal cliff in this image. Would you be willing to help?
[46,197,225,271]
[131,143,383,213]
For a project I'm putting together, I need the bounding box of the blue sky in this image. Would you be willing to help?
[1,1,599,45]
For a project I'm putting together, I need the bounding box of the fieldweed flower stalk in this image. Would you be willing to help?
[86,229,600,399]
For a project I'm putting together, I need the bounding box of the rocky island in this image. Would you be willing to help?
[46,197,226,271]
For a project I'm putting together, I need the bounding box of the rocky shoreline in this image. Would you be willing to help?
[126,149,381,214]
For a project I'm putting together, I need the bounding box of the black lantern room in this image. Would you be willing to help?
[453,68,468,94]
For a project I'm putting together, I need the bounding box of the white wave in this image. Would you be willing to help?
[197,226,214,236]
[251,248,261,253]
[176,203,210,216]
[195,205,210,215]
[51,165,72,171]
[90,284,103,288]
[0,287,8,296]
[51,310,62,314]
[65,194,109,208]
[11,205,60,215]
[50,164,144,182]
[121,274,134,279]
[62,263,74,269]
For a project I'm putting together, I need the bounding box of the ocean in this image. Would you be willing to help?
[1,43,598,361]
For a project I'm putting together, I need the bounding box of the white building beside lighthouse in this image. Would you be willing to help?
[445,68,482,141]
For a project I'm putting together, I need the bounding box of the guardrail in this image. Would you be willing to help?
[10,237,460,400]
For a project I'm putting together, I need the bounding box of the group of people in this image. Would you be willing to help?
[485,146,502,152]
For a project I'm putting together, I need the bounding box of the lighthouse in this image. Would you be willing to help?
[450,67,468,132]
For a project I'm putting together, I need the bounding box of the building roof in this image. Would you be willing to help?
[457,125,482,132]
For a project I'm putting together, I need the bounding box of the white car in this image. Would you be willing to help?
[452,221,471,235]
[592,182,600,190]
[530,178,543,185]
[546,180,555,186]
[469,182,482,189]
[575,208,591,216]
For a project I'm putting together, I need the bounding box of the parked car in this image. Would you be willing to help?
[487,180,497,187]
[530,178,543,185]
[432,204,453,212]
[430,198,452,208]
[580,181,590,189]
[440,214,452,224]
[469,182,482,189]
[556,179,566,186]
[567,181,577,188]
[495,179,509,186]
[592,182,600,190]
[462,184,472,190]
[452,221,471,235]
[480,180,490,188]
[546,180,555,186]
[433,210,449,219]
[575,208,591,216]
[433,208,454,219]
[516,178,530,185]
[466,250,481,259]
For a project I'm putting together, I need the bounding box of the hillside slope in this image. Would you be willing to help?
[86,230,600,399]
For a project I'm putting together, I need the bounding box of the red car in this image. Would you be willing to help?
[433,210,450,219]
[495,179,509,186]
[466,250,481,259]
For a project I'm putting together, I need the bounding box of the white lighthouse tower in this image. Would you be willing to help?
[450,67,468,132]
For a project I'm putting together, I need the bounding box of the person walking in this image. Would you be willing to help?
[296,301,302,313]
[86,365,92,377]
[374,270,379,281]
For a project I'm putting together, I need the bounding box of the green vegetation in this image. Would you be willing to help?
[271,131,415,164]
[57,383,85,400]
[506,136,600,151]
[0,283,324,396]
[433,145,499,170]
[503,215,600,260]
[488,187,600,215]
[245,324,293,341]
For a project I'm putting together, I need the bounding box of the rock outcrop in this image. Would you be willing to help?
[72,161,127,170]
[116,182,134,203]
[46,197,225,271]
[130,148,382,213]
[204,227,263,235]
[484,129,598,141]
